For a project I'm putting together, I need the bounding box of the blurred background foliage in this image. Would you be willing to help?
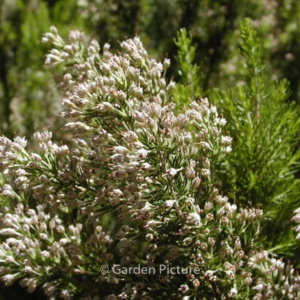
[0,0,300,298]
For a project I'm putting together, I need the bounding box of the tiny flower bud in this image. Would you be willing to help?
[164,200,176,209]
[146,234,154,241]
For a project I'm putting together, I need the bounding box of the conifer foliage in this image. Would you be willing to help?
[210,19,300,260]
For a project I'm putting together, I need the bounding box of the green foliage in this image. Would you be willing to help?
[209,18,300,261]
[0,25,299,299]
[2,0,300,139]
[0,1,300,298]
[0,0,87,140]
[0,1,55,138]
[172,29,203,109]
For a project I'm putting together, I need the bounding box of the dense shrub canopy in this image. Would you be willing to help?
[0,1,299,299]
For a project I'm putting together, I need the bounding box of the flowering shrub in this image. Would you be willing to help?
[0,26,299,299]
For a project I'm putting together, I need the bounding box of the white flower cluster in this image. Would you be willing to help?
[292,207,300,241]
[0,27,299,299]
